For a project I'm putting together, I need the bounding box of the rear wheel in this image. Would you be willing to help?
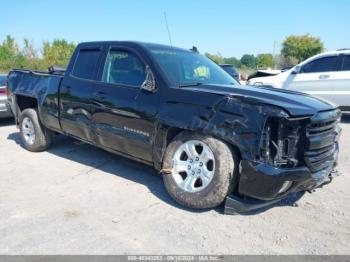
[162,132,239,209]
[19,108,52,152]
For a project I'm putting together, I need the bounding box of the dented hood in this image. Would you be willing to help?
[188,84,337,116]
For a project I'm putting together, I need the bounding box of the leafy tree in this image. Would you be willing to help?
[256,53,274,68]
[18,38,46,70]
[238,65,251,81]
[224,57,241,67]
[240,54,255,68]
[22,38,38,60]
[2,35,18,53]
[204,52,224,64]
[281,34,324,64]
[43,39,76,67]
[0,36,76,72]
[275,54,299,68]
[0,35,19,71]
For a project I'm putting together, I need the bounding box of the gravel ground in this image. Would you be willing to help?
[0,116,349,255]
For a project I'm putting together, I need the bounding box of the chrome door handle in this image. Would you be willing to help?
[319,74,330,79]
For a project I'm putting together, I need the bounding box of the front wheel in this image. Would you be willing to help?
[162,132,239,209]
[19,108,52,152]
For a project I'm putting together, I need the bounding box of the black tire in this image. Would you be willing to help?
[19,108,52,152]
[162,132,239,209]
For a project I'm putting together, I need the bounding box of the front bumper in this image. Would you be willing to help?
[237,159,338,201]
[0,98,12,118]
[224,109,341,214]
[224,158,339,214]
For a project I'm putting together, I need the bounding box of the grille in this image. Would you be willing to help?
[304,109,341,172]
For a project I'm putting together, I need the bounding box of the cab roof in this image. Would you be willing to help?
[78,41,190,53]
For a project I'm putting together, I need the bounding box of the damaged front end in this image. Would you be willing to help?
[225,108,342,214]
[259,116,303,169]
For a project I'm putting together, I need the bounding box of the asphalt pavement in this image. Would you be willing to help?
[0,116,349,254]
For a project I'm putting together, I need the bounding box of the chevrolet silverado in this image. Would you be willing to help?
[7,41,342,213]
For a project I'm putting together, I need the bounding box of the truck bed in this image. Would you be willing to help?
[8,69,64,96]
[8,69,65,132]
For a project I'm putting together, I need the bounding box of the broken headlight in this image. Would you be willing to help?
[260,117,303,168]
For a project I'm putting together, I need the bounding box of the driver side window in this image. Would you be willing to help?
[102,49,146,87]
[301,56,338,73]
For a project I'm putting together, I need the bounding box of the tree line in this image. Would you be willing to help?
[0,35,76,73]
[0,34,324,73]
[205,34,324,70]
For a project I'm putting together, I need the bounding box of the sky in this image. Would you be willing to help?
[0,0,349,58]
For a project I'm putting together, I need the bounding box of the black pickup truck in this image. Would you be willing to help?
[7,41,342,213]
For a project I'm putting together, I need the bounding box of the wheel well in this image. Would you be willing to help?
[226,142,242,161]
[166,127,184,147]
[16,95,38,112]
[165,128,242,160]
[156,128,243,172]
[153,127,184,170]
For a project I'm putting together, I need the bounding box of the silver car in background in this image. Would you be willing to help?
[0,74,12,118]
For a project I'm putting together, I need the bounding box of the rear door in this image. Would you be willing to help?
[59,46,104,142]
[91,46,154,161]
[330,54,350,109]
[284,55,339,102]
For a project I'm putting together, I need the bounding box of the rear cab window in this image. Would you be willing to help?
[72,48,102,80]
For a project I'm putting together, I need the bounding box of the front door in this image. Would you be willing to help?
[91,47,155,161]
[283,55,339,102]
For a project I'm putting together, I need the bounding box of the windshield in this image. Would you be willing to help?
[150,48,239,86]
[0,75,6,86]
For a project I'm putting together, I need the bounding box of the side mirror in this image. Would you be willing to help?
[291,65,301,75]
[141,66,156,92]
